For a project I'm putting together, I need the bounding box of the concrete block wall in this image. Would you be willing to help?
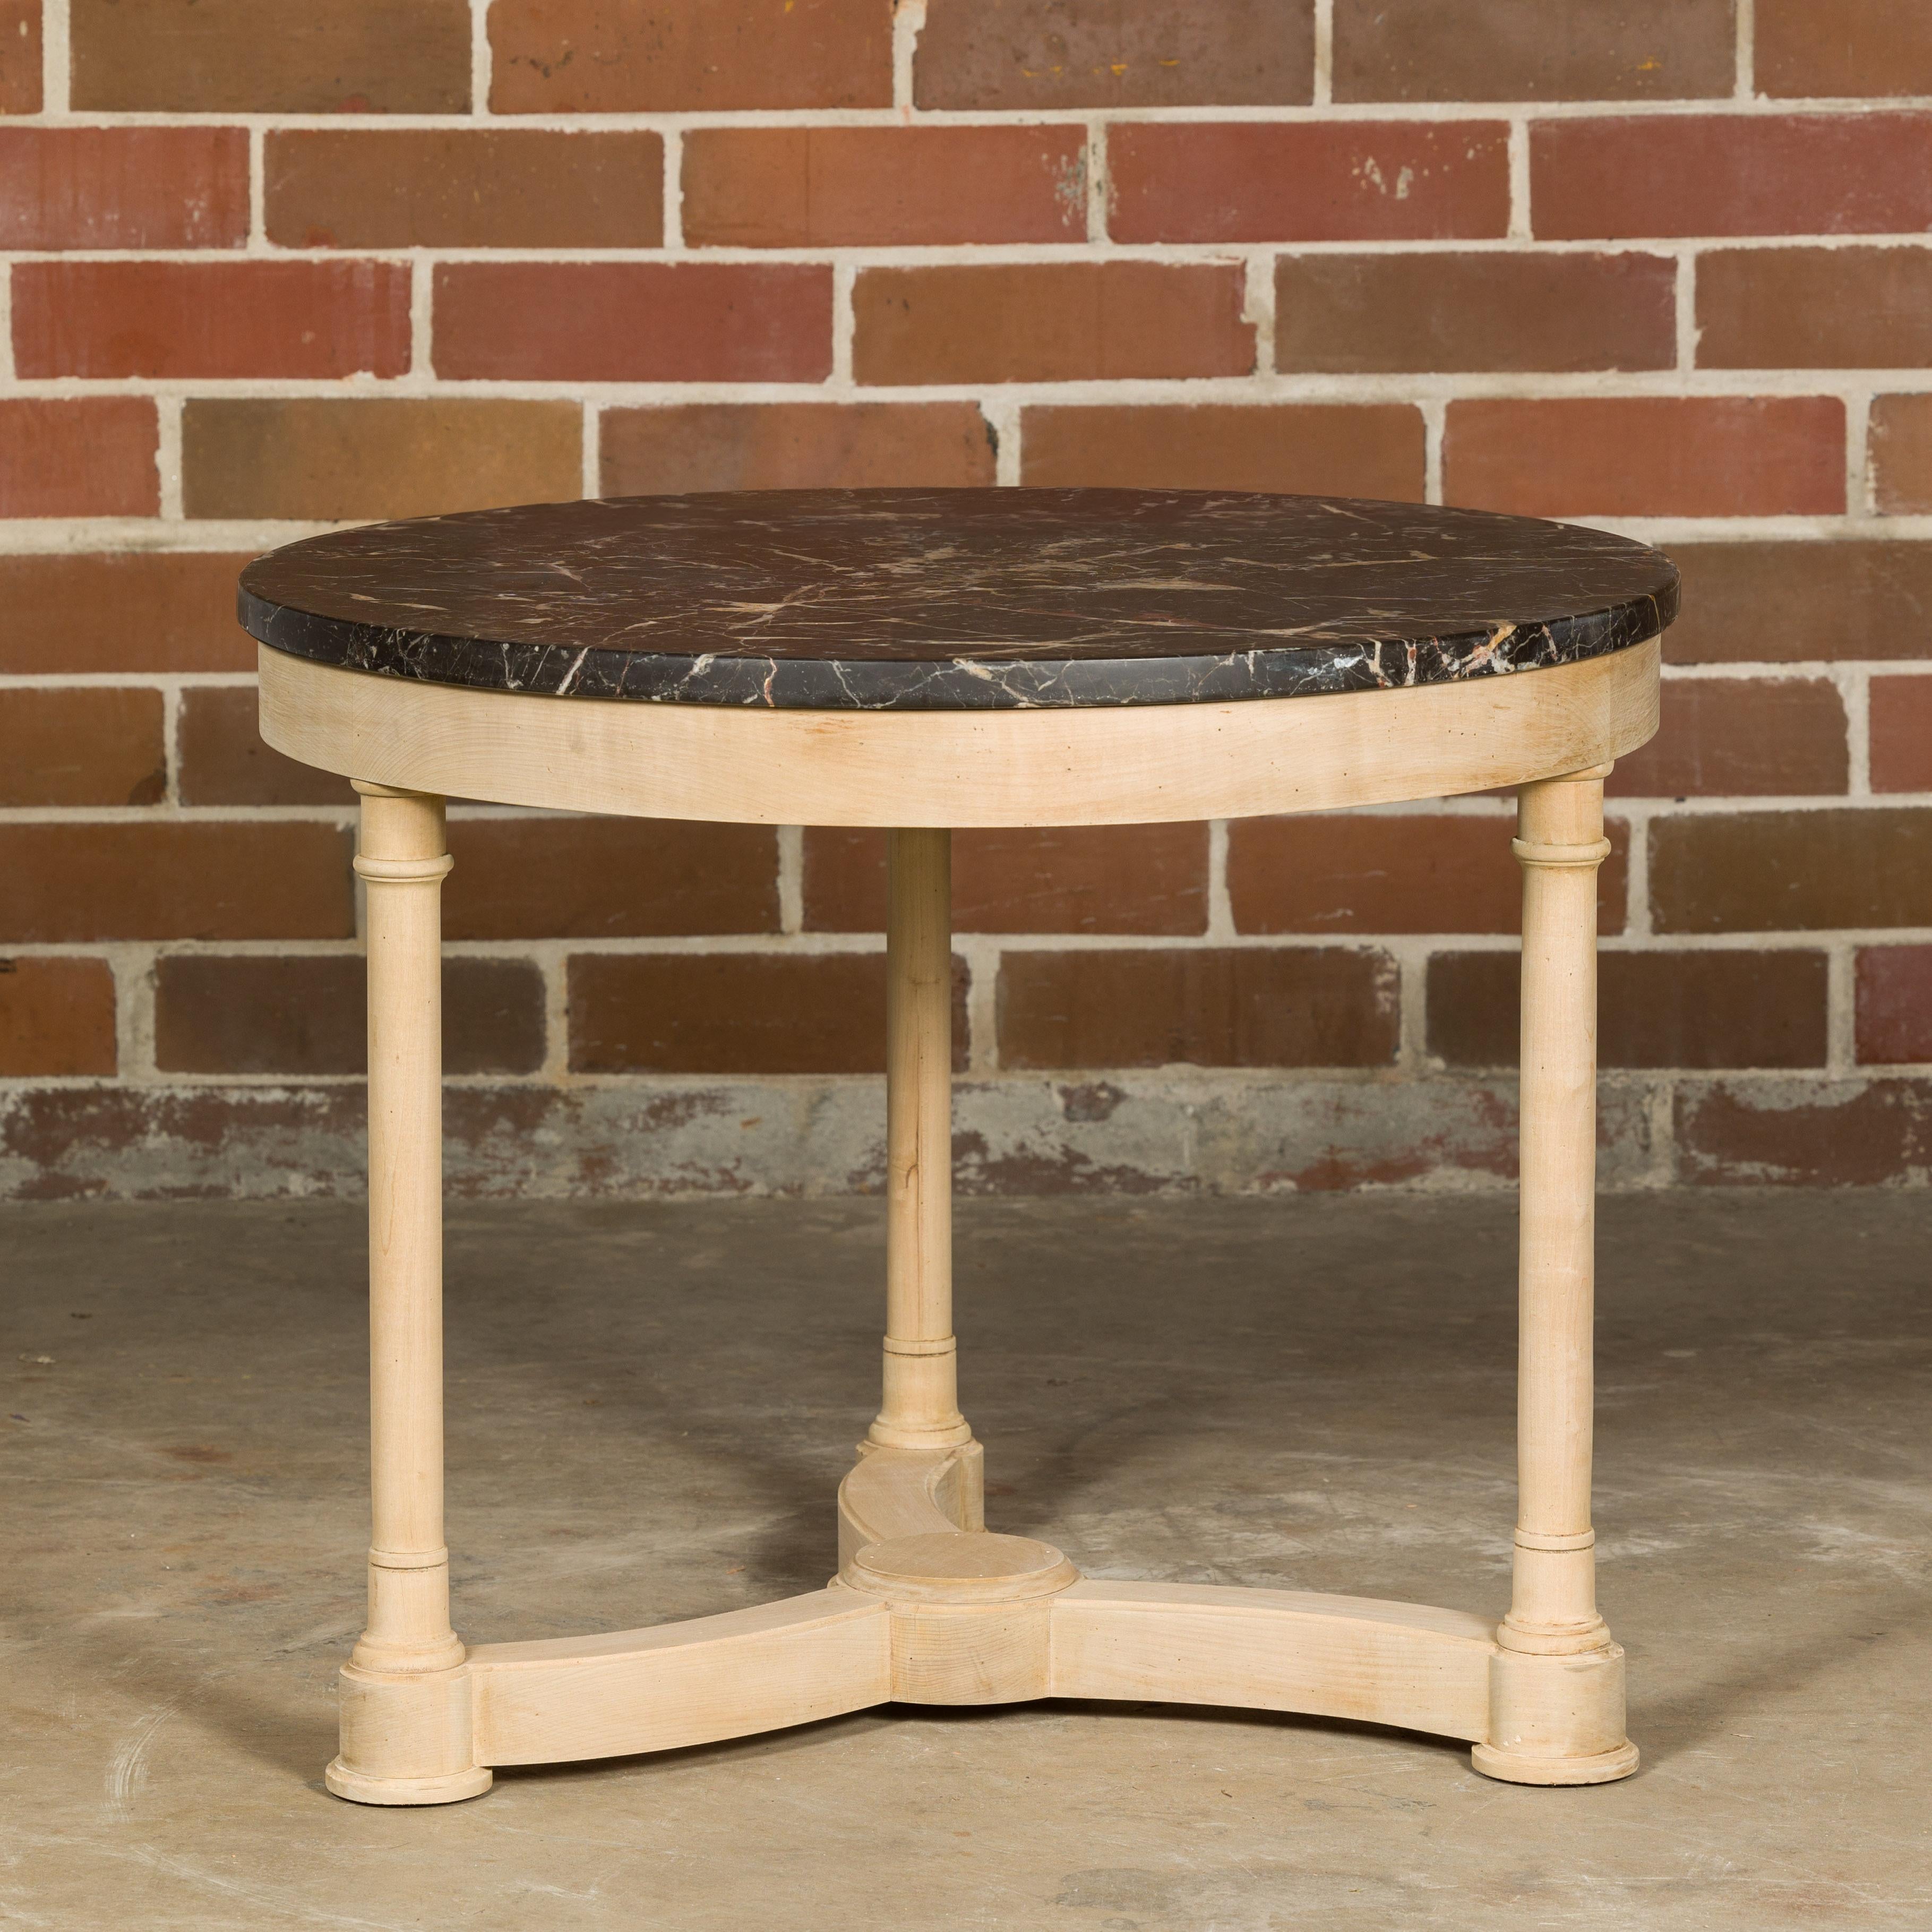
[1,0,1929,1198]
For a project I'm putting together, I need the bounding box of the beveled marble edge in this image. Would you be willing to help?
[239,581,1676,712]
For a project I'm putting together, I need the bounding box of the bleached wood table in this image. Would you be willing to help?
[242,488,1677,1805]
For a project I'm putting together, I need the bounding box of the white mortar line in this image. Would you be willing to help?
[1620,799,1654,939]
[1389,936,1432,1070]
[660,125,684,248]
[828,261,857,388]
[538,942,571,1076]
[470,0,493,117]
[1205,819,1234,939]
[776,825,804,934]
[1085,118,1109,245]
[1506,120,1531,241]
[0,264,13,385]
[960,935,1001,1072]
[409,257,435,379]
[1824,941,1857,1074]
[1845,387,1875,518]
[118,942,156,1080]
[983,394,1023,484]
[1842,664,1874,795]
[42,0,68,117]
[1736,0,1757,100]
[1675,248,1698,373]
[1421,396,1446,504]
[892,0,926,116]
[1312,0,1334,107]
[153,396,184,519]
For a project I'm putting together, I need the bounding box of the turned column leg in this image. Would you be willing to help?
[1473,765,1638,1786]
[327,783,491,1806]
[868,828,973,1453]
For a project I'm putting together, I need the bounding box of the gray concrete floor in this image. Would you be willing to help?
[3,1192,1928,1931]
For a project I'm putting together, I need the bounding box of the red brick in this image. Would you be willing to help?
[490,0,891,112]
[1444,398,1846,518]
[0,958,116,1076]
[569,951,969,1075]
[683,126,1084,249]
[153,954,544,1076]
[1675,1077,1932,1186]
[177,686,353,808]
[1276,251,1675,373]
[434,263,832,384]
[1665,542,1932,664]
[600,403,995,495]
[0,128,246,249]
[0,401,158,519]
[1856,947,1932,1063]
[1108,122,1509,244]
[804,825,1208,935]
[1757,0,1932,98]
[182,399,582,522]
[915,0,1313,108]
[997,947,1398,1069]
[1229,813,1627,936]
[853,263,1253,385]
[70,0,470,112]
[1869,676,1932,793]
[1428,949,1828,1069]
[13,262,410,381]
[1334,0,1734,100]
[266,130,663,250]
[1870,395,1932,516]
[1608,678,1848,797]
[1020,403,1423,497]
[443,818,777,941]
[0,0,41,113]
[1698,248,1932,369]
[0,824,351,942]
[1651,808,1932,933]
[0,689,165,807]
[1533,114,1932,239]
[0,553,256,675]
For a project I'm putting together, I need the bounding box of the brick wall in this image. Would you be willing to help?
[3,0,1930,1198]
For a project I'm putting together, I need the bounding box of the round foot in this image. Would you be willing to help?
[843,1531,1078,1604]
[326,1758,493,1806]
[1471,1738,1639,1787]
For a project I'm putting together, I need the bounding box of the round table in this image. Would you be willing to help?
[242,487,1678,1807]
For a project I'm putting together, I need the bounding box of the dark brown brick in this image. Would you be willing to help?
[1444,398,1845,518]
[1533,114,1932,238]
[600,403,995,495]
[854,263,1253,385]
[1651,808,1932,932]
[1675,1077,1932,1186]
[1757,0,1932,98]
[1698,248,1932,369]
[997,947,1398,1069]
[1665,542,1932,664]
[569,951,969,1075]
[0,127,247,248]
[0,824,351,942]
[1857,946,1932,1064]
[182,400,582,523]
[434,263,832,383]
[1019,403,1423,497]
[0,400,158,519]
[803,825,1208,935]
[70,0,470,111]
[153,954,544,1076]
[490,0,892,112]
[0,957,116,1077]
[1229,814,1627,935]
[1334,0,1735,100]
[1870,396,1932,515]
[443,818,777,941]
[0,688,165,807]
[684,126,1084,248]
[1108,122,1509,243]
[1870,676,1932,793]
[177,686,353,807]
[0,553,256,675]
[1428,949,1828,1069]
[13,261,411,380]
[1608,677,1848,797]
[1277,251,1675,373]
[0,0,41,113]
[266,129,663,249]
[915,0,1313,108]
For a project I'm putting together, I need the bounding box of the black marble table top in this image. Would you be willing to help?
[239,490,1678,712]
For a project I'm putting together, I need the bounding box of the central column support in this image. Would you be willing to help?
[869,828,973,1452]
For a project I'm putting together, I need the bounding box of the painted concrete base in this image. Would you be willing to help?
[1,1071,1927,1201]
